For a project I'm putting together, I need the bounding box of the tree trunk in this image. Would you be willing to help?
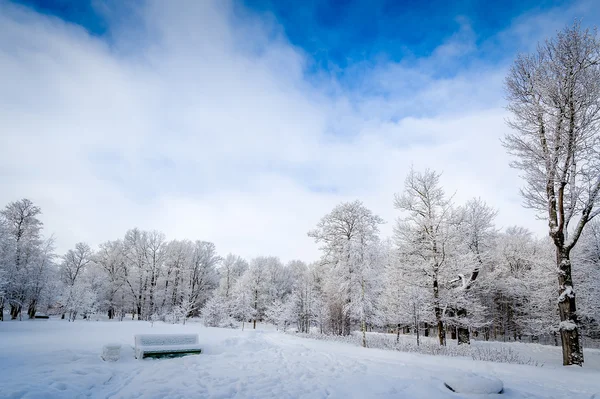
[450,325,457,341]
[27,300,36,319]
[253,319,256,329]
[361,278,367,347]
[458,327,470,345]
[457,308,470,345]
[433,274,446,346]
[424,323,429,337]
[437,320,446,346]
[361,319,367,348]
[396,324,401,343]
[414,303,420,346]
[0,303,3,321]
[10,304,21,320]
[343,310,351,336]
[556,248,584,366]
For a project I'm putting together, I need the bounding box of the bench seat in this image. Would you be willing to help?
[134,334,202,359]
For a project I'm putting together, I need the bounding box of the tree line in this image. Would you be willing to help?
[1,186,598,349]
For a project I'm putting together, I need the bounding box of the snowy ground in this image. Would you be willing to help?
[1,319,599,399]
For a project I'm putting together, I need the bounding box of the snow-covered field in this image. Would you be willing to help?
[1,319,599,399]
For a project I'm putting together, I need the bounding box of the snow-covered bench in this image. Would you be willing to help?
[134,334,202,359]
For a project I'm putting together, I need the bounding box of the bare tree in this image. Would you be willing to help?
[61,243,93,286]
[0,199,44,319]
[454,198,498,344]
[309,200,384,336]
[504,22,600,365]
[394,168,458,346]
[95,240,126,319]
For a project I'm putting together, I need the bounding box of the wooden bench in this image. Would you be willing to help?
[134,334,202,359]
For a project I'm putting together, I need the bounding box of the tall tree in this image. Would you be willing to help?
[59,242,94,321]
[309,200,384,336]
[504,22,600,365]
[0,199,45,319]
[394,168,459,346]
[217,254,248,300]
[454,198,498,344]
[95,240,127,319]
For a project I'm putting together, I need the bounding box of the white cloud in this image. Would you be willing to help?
[2,0,590,262]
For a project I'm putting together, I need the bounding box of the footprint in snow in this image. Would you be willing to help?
[52,382,68,391]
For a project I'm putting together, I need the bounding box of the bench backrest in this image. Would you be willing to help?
[135,334,198,347]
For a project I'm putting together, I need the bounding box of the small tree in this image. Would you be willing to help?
[231,279,255,331]
[201,296,229,327]
[173,292,196,325]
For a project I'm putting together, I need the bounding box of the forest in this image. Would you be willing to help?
[1,178,599,345]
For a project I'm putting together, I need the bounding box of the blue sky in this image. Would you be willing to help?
[2,0,599,260]
[14,0,570,71]
[243,0,565,67]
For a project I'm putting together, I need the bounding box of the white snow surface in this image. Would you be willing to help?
[1,319,600,399]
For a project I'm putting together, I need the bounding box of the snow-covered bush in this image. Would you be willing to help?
[291,331,541,366]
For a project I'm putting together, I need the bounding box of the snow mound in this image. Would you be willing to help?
[101,343,121,361]
[444,372,504,394]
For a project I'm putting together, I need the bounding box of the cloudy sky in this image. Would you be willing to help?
[2,0,600,262]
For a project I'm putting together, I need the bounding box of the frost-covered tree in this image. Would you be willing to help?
[59,278,96,322]
[453,198,498,344]
[59,242,95,321]
[504,22,600,365]
[265,298,295,331]
[172,290,196,325]
[284,261,324,333]
[123,228,148,320]
[217,254,248,300]
[381,242,434,342]
[61,243,93,287]
[394,169,460,346]
[160,240,192,315]
[201,295,231,327]
[230,276,256,331]
[25,238,56,319]
[185,241,220,314]
[144,231,167,319]
[236,256,280,329]
[309,200,384,336]
[0,199,54,320]
[348,240,385,347]
[94,240,127,319]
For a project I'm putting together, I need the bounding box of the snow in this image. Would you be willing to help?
[101,344,121,362]
[1,319,600,398]
[444,372,503,394]
[558,286,574,303]
[560,320,578,331]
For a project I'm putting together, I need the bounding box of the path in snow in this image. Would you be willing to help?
[0,320,599,399]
